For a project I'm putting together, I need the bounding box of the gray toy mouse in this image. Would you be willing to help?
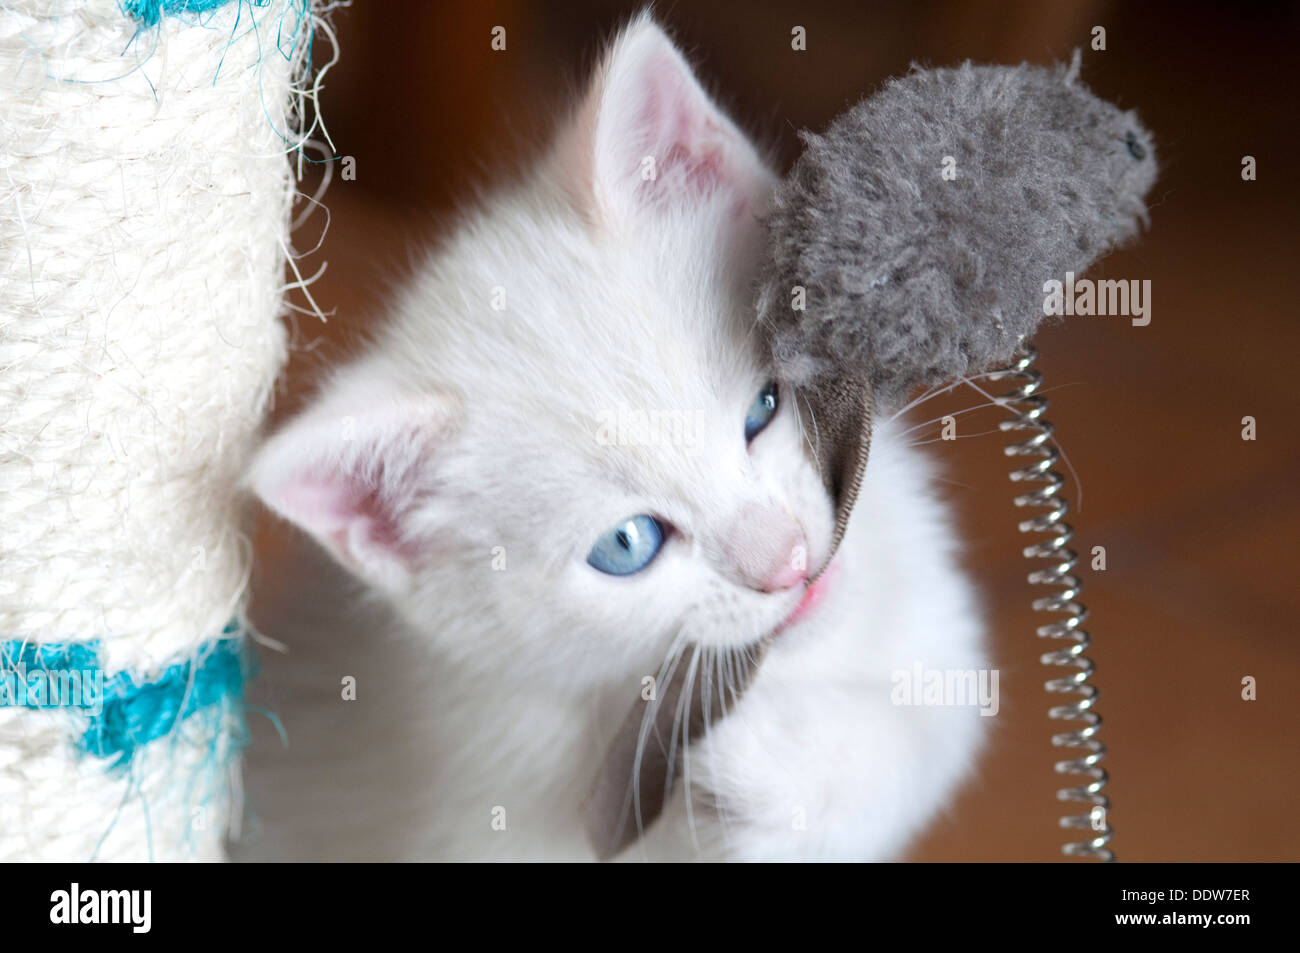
[586,51,1157,860]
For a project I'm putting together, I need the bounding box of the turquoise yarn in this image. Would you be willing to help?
[0,622,250,769]
[122,0,265,28]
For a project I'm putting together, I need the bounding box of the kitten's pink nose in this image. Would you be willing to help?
[724,504,808,592]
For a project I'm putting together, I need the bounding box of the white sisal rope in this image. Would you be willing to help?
[0,0,320,861]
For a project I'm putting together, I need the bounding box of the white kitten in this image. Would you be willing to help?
[234,15,988,862]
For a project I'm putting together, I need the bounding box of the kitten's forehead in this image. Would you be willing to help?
[392,183,767,452]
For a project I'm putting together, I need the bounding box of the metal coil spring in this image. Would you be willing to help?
[990,346,1114,861]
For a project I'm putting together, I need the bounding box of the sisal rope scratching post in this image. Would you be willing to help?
[0,0,327,861]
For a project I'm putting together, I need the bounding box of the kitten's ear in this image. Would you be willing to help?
[247,381,461,594]
[553,14,769,223]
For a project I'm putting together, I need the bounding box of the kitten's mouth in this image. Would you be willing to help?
[586,554,843,859]
[774,554,841,636]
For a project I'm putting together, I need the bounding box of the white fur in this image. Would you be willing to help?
[234,15,987,862]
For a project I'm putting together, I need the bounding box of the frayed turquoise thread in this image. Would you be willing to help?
[3,626,252,860]
[86,630,251,768]
[121,0,269,29]
[246,704,289,748]
[34,0,305,94]
[0,622,252,770]
[127,0,336,165]
[96,638,254,862]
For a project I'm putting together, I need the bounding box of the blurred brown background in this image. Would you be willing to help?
[262,0,1300,861]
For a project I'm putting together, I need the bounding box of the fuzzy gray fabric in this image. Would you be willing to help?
[759,53,1158,411]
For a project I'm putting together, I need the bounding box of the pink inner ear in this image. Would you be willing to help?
[660,140,727,194]
[552,20,767,221]
[278,472,408,561]
[633,52,734,199]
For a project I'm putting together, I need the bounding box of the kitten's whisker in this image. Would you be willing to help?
[630,635,689,849]
[677,643,704,854]
[796,390,824,474]
[895,382,1076,443]
[888,381,956,422]
[695,642,714,843]
[662,641,698,796]
[711,645,736,850]
[927,474,979,491]
[950,372,1086,507]
[700,643,715,754]
[724,644,745,713]
[894,397,1008,440]
[910,427,1007,445]
[887,370,1008,423]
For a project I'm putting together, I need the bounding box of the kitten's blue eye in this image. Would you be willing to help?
[586,515,665,576]
[744,381,779,442]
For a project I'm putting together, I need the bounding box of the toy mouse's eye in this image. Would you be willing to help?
[1124,130,1146,161]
